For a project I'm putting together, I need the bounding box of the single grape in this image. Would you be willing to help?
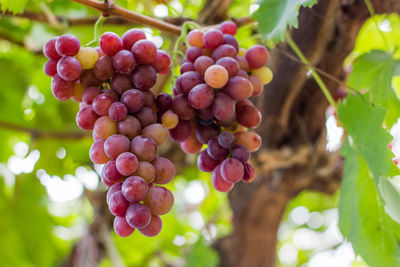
[223,76,253,100]
[236,103,262,129]
[51,74,74,101]
[121,29,146,50]
[107,182,123,204]
[138,214,162,237]
[212,164,233,192]
[188,83,215,109]
[43,60,58,77]
[222,34,239,52]
[122,176,148,202]
[211,92,235,121]
[197,149,219,172]
[102,89,119,101]
[186,47,203,63]
[118,115,141,139]
[251,67,273,85]
[212,44,237,61]
[248,75,263,97]
[102,160,124,183]
[187,30,204,48]
[109,102,128,121]
[94,56,115,81]
[130,136,157,162]
[176,71,203,95]
[143,186,174,215]
[126,203,151,229]
[116,152,139,176]
[245,45,269,68]
[207,137,228,160]
[194,56,214,76]
[180,131,203,154]
[76,47,99,69]
[120,89,144,114]
[242,162,256,183]
[180,62,195,74]
[172,94,196,120]
[90,139,110,164]
[111,73,133,95]
[143,90,155,108]
[55,34,80,56]
[80,69,102,88]
[216,57,239,77]
[151,50,171,73]
[135,106,157,127]
[113,50,136,74]
[153,157,175,184]
[104,134,131,160]
[234,131,261,152]
[114,216,135,237]
[221,158,244,183]
[203,29,223,50]
[156,92,172,112]
[76,105,99,130]
[169,119,191,142]
[109,191,129,216]
[134,161,156,183]
[195,123,220,144]
[100,32,123,56]
[93,116,118,140]
[132,65,157,90]
[204,65,229,88]
[196,107,213,121]
[216,113,236,127]
[142,124,169,146]
[231,144,250,162]
[218,131,235,148]
[131,40,157,64]
[237,69,249,79]
[43,38,61,60]
[161,110,179,129]
[92,93,115,116]
[220,21,237,35]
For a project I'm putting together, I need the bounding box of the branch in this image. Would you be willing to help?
[0,120,90,140]
[69,0,182,36]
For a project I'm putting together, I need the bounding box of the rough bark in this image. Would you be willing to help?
[214,1,400,267]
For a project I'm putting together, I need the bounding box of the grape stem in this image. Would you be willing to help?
[86,15,106,46]
[286,32,337,111]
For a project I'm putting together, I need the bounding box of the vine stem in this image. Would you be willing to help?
[286,32,337,111]
[86,15,106,46]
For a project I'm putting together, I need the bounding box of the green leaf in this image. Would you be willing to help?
[348,50,400,127]
[252,0,317,43]
[0,0,30,13]
[379,176,400,224]
[338,141,400,267]
[337,93,399,184]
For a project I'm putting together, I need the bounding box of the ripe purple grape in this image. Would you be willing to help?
[169,119,191,142]
[143,186,174,215]
[211,92,235,121]
[245,45,269,69]
[114,216,135,237]
[176,71,203,95]
[195,123,220,144]
[104,134,131,160]
[212,44,237,61]
[120,89,144,114]
[102,160,123,183]
[108,191,129,216]
[80,69,102,88]
[43,60,58,77]
[231,144,250,162]
[55,34,80,56]
[100,32,123,56]
[43,38,61,60]
[113,50,136,74]
[57,56,81,81]
[222,34,239,52]
[131,40,157,64]
[132,65,157,90]
[218,131,235,148]
[186,47,202,63]
[156,92,172,112]
[76,105,99,130]
[220,21,237,35]
[122,176,148,202]
[203,29,223,50]
[121,29,146,50]
[151,50,171,73]
[94,56,115,80]
[188,83,215,109]
[92,93,115,116]
[111,73,133,95]
[107,182,123,204]
[216,57,240,77]
[153,157,175,184]
[180,62,195,74]
[118,115,141,139]
[51,74,74,101]
[130,136,157,162]
[90,139,110,164]
[126,202,151,229]
[221,158,244,183]
[108,102,128,121]
[116,152,139,176]
[138,214,162,237]
[135,106,157,127]
[198,149,220,172]
[194,56,214,76]
[207,137,228,160]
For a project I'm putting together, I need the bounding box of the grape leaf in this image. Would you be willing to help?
[252,0,317,43]
[339,141,400,267]
[379,176,400,224]
[337,93,400,184]
[0,0,30,13]
[348,50,400,127]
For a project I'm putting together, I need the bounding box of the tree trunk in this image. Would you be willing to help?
[215,1,400,266]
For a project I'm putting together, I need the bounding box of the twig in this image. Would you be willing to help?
[70,0,181,36]
[0,120,90,140]
[286,32,337,110]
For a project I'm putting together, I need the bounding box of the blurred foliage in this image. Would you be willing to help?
[0,0,399,267]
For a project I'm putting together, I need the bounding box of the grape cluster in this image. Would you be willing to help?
[161,21,273,192]
[43,29,175,237]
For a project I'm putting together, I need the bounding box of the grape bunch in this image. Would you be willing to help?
[43,29,175,237]
[158,21,272,192]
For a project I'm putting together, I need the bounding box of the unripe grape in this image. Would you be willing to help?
[204,65,229,88]
[251,67,273,85]
[76,47,99,69]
